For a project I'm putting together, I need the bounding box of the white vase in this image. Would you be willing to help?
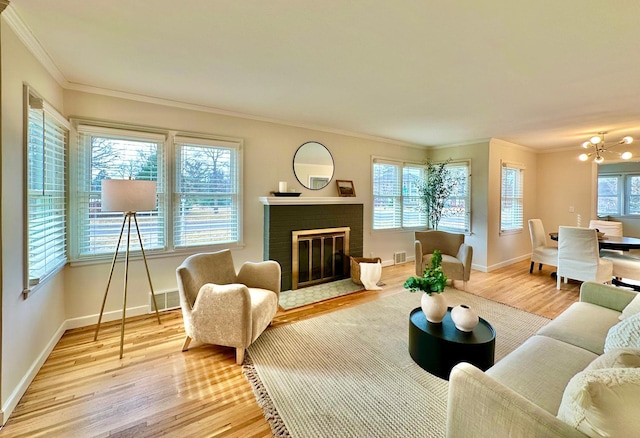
[421,292,447,323]
[451,304,479,332]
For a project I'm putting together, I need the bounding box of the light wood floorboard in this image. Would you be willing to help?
[0,260,579,437]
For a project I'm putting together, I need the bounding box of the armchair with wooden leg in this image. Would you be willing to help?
[176,249,281,365]
[415,230,473,290]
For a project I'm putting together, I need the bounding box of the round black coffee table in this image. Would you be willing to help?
[408,306,495,380]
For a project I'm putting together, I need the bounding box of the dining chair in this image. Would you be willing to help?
[556,226,613,289]
[588,219,623,237]
[588,219,624,257]
[528,219,558,274]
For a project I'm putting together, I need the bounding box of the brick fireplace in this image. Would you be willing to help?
[260,197,363,291]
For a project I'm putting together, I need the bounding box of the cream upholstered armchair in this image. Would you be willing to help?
[415,230,473,290]
[176,249,281,365]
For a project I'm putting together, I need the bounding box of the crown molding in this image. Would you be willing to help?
[3,3,428,150]
[3,4,69,86]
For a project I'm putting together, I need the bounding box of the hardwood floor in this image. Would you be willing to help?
[0,260,579,437]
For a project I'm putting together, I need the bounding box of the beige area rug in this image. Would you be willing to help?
[244,287,551,437]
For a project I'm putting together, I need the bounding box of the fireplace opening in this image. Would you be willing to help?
[291,227,350,289]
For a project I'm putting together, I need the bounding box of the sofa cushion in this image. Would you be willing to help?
[620,291,640,320]
[486,335,597,415]
[604,311,640,352]
[556,368,640,437]
[537,302,621,355]
[585,347,640,370]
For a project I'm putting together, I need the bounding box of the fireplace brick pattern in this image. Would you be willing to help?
[263,204,364,291]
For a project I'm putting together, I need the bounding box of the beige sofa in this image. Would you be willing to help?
[447,282,638,437]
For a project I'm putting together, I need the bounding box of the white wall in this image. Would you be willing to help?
[429,141,490,269]
[1,20,67,423]
[486,139,539,270]
[62,90,429,320]
[537,148,596,234]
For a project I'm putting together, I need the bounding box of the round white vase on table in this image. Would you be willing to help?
[451,304,479,332]
[421,293,447,323]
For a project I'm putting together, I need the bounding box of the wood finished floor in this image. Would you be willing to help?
[0,260,579,437]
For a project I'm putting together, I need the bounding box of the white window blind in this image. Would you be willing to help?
[174,136,240,247]
[437,161,471,233]
[372,159,427,230]
[26,90,69,288]
[74,126,166,258]
[500,161,524,233]
[373,160,403,229]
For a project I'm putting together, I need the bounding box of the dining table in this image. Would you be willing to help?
[548,232,640,251]
[549,231,640,290]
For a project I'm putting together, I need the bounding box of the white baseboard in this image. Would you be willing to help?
[2,304,151,425]
[65,305,150,330]
[485,254,530,272]
[1,319,66,426]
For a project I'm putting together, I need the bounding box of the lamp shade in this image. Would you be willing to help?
[101,179,157,212]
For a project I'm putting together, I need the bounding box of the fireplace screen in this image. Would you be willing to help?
[291,227,350,289]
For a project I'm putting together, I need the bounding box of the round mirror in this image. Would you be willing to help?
[293,141,334,190]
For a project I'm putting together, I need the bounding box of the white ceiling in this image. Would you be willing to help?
[9,0,640,151]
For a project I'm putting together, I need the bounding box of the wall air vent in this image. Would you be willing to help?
[151,290,180,312]
[394,251,407,265]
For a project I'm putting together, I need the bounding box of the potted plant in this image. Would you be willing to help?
[418,159,460,230]
[404,250,448,323]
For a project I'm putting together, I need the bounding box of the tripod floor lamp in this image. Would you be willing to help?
[94,178,162,358]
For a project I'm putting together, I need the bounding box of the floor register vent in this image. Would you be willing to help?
[394,251,407,265]
[151,290,181,312]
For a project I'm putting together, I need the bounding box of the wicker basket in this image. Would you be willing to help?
[350,256,382,285]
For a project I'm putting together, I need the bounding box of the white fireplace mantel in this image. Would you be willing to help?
[259,196,361,206]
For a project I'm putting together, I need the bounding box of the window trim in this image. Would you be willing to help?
[371,156,427,231]
[23,85,70,298]
[598,171,640,217]
[436,159,472,234]
[371,156,472,233]
[499,160,525,235]
[69,119,244,264]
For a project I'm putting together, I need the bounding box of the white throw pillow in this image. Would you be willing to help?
[620,292,640,320]
[604,312,640,352]
[586,348,640,370]
[557,368,640,437]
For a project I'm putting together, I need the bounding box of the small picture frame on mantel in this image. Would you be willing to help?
[336,180,356,197]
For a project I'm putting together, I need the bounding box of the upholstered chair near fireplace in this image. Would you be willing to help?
[176,249,281,365]
[415,230,473,290]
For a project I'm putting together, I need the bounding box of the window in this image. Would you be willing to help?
[372,159,425,229]
[500,162,524,234]
[174,136,240,247]
[627,175,640,214]
[25,89,69,290]
[597,172,640,216]
[75,126,165,258]
[438,161,471,233]
[597,175,622,216]
[72,124,242,260]
[372,158,471,232]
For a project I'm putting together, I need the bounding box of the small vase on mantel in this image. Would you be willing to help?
[421,292,448,323]
[451,304,479,332]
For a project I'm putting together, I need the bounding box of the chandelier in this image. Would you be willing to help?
[579,132,634,163]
